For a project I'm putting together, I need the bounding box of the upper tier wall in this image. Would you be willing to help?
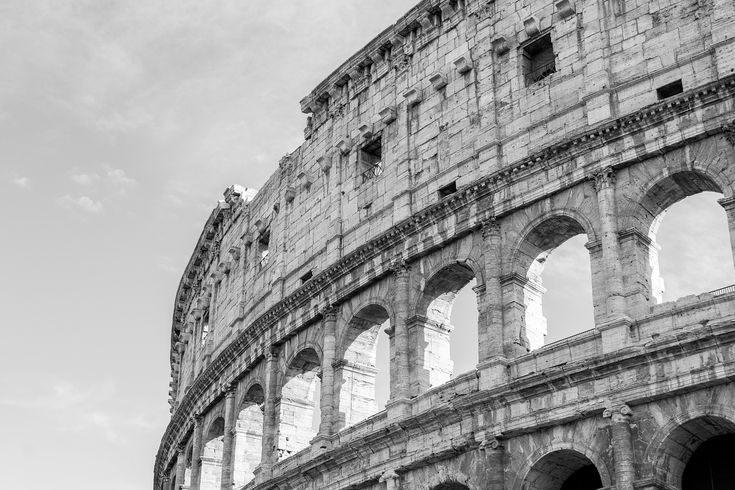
[167,0,735,407]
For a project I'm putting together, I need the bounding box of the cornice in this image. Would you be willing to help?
[157,75,735,481]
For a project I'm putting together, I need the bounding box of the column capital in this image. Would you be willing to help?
[177,442,187,454]
[322,305,340,321]
[590,167,616,191]
[391,259,411,278]
[193,413,203,426]
[481,217,500,238]
[603,403,633,422]
[224,383,237,398]
[265,345,280,360]
[379,469,400,483]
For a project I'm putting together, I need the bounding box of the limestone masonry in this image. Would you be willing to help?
[155,0,735,489]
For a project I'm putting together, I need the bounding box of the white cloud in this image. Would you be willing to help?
[106,167,136,187]
[11,176,31,189]
[59,194,104,214]
[70,170,100,186]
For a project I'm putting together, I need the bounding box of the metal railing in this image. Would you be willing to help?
[362,163,383,183]
[526,60,556,85]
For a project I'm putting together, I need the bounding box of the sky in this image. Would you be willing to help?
[1,2,734,490]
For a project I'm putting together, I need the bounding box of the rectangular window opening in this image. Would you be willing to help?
[522,33,556,86]
[656,80,683,100]
[439,181,458,198]
[360,138,383,183]
[258,230,270,268]
[300,271,313,284]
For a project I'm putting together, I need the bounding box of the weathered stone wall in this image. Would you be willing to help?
[156,0,735,489]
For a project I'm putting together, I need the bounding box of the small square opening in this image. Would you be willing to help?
[656,80,683,100]
[522,34,556,86]
[439,181,457,198]
[360,138,383,183]
[300,270,313,284]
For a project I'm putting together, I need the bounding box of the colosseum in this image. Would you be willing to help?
[155,0,735,488]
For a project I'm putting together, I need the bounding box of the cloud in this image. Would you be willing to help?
[59,194,104,214]
[70,170,100,186]
[106,167,136,187]
[11,176,31,189]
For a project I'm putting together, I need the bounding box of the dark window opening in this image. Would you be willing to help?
[438,181,457,198]
[657,79,683,100]
[258,229,270,268]
[300,271,313,284]
[683,434,735,489]
[360,138,383,183]
[522,33,556,86]
[201,311,210,345]
[560,464,603,490]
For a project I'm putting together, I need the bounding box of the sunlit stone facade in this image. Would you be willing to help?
[155,0,735,489]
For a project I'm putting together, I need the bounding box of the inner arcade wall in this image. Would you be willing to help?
[156,0,735,489]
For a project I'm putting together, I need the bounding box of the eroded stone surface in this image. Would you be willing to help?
[155,0,735,489]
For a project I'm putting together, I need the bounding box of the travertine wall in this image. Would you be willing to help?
[156,0,735,489]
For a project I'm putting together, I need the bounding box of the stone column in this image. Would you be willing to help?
[220,385,236,490]
[258,348,279,477]
[190,416,204,490]
[592,168,632,352]
[481,436,505,490]
[718,196,735,270]
[480,219,513,359]
[604,405,635,490]
[592,168,625,317]
[175,444,187,489]
[318,306,338,439]
[391,262,411,403]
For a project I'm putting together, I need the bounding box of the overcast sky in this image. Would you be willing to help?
[1,2,734,489]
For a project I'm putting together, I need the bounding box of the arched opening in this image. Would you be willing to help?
[655,415,735,488]
[277,348,321,460]
[511,216,593,351]
[232,384,264,487]
[413,262,479,394]
[337,304,391,431]
[632,171,735,305]
[524,449,603,490]
[432,482,470,490]
[200,417,225,490]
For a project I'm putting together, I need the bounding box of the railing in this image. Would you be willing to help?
[710,284,735,296]
[362,163,383,183]
[526,60,556,85]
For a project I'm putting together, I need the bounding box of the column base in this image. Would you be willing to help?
[597,315,634,353]
[477,357,510,391]
[385,398,412,421]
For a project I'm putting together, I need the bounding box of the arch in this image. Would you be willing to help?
[233,383,265,487]
[431,482,470,490]
[519,447,607,490]
[646,407,735,488]
[276,347,322,460]
[200,416,225,490]
[335,303,391,431]
[411,261,479,393]
[507,212,596,352]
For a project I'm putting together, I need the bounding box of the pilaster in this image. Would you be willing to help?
[604,404,635,490]
[189,415,204,490]
[220,385,236,490]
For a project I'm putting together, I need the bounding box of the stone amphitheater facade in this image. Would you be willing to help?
[155,0,735,489]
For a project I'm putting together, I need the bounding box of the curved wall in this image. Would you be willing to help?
[156,0,735,489]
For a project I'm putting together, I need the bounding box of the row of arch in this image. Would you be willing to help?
[166,138,735,488]
[167,411,735,490]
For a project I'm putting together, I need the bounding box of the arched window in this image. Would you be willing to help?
[200,417,225,490]
[233,384,264,487]
[337,304,391,431]
[509,216,595,351]
[413,263,479,393]
[632,171,735,306]
[277,348,321,460]
[524,449,604,490]
[655,415,735,489]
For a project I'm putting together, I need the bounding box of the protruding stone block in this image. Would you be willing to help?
[429,73,448,90]
[403,87,423,106]
[454,55,473,74]
[359,123,374,140]
[379,106,397,124]
[555,0,575,19]
[492,36,510,55]
[524,16,540,37]
[336,137,352,155]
